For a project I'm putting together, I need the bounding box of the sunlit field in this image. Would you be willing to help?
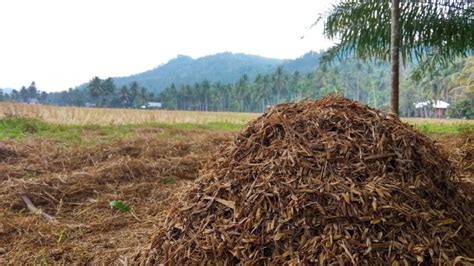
[1,102,473,130]
[0,102,258,125]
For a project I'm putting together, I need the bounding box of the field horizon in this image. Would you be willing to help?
[2,102,474,124]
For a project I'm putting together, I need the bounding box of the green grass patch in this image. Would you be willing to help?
[0,117,137,144]
[0,117,81,142]
[149,121,244,131]
[161,176,175,185]
[205,122,245,131]
[0,117,245,144]
[413,123,473,134]
[3,116,469,145]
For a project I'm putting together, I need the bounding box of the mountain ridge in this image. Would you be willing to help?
[102,51,321,93]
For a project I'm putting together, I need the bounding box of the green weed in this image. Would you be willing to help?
[109,200,130,212]
[161,176,175,185]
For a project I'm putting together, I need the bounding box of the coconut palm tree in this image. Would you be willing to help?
[87,77,102,106]
[320,0,473,114]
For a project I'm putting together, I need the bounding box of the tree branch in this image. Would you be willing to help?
[21,195,58,223]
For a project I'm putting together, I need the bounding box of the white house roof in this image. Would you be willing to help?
[27,98,40,103]
[414,100,450,109]
[433,100,449,108]
[414,101,429,108]
[147,102,162,108]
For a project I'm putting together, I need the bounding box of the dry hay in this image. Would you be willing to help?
[0,129,234,264]
[434,133,474,202]
[141,96,474,265]
[0,144,17,163]
[436,132,473,180]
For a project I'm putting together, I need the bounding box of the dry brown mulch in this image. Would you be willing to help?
[0,144,18,163]
[434,132,473,180]
[141,96,474,265]
[0,129,234,264]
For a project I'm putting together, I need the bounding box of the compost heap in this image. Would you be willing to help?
[142,96,474,265]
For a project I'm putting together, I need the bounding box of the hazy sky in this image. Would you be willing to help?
[0,0,335,92]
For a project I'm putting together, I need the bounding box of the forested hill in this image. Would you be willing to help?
[112,51,320,93]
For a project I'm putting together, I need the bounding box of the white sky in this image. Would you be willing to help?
[0,0,335,92]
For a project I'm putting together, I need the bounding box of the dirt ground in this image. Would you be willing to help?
[0,128,472,264]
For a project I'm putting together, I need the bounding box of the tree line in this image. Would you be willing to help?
[2,77,158,109]
[86,77,157,108]
[159,61,391,113]
[0,82,47,103]
[0,58,472,118]
[158,57,472,118]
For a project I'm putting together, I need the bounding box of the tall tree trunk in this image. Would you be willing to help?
[390,0,400,115]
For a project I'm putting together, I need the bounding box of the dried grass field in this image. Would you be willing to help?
[0,102,473,264]
[0,102,258,125]
[1,102,473,129]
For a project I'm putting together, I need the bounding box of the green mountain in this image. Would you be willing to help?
[111,51,320,93]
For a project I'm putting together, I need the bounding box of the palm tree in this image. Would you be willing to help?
[192,83,201,111]
[255,74,272,112]
[289,71,302,101]
[321,0,473,114]
[87,77,102,106]
[182,85,193,110]
[129,81,140,108]
[119,85,131,107]
[101,78,116,106]
[235,75,249,112]
[390,0,400,114]
[273,66,286,103]
[139,87,148,107]
[201,80,210,111]
[27,81,38,100]
[168,83,178,110]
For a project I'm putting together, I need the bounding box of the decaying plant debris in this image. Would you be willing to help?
[0,129,235,264]
[141,96,474,265]
[436,133,473,180]
[0,144,17,163]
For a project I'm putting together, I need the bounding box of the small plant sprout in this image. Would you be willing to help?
[162,176,174,185]
[109,200,130,212]
[57,229,66,248]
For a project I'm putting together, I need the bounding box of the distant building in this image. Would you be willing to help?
[414,100,450,118]
[85,102,96,108]
[27,98,39,105]
[141,102,162,109]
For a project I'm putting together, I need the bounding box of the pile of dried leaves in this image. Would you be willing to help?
[441,133,473,180]
[141,96,474,265]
